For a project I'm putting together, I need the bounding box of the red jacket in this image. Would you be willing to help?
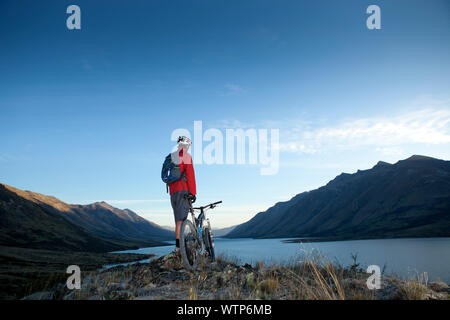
[169,148,196,195]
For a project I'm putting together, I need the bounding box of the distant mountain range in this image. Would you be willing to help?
[226,155,450,239]
[161,224,238,237]
[0,183,173,252]
[213,225,237,237]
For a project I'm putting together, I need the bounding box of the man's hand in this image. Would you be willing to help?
[188,193,196,203]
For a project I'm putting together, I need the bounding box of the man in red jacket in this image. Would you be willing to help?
[170,136,197,255]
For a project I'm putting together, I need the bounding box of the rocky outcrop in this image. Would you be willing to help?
[21,254,450,300]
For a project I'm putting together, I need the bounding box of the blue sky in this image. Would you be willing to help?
[1,0,450,228]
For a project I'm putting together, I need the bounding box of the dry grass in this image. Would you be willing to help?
[277,254,365,300]
[397,272,429,300]
[215,252,241,266]
[22,252,448,301]
[211,252,378,300]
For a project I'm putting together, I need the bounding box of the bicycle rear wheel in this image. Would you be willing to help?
[179,219,200,270]
[202,227,215,261]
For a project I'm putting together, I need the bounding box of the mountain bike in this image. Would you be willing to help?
[179,196,222,271]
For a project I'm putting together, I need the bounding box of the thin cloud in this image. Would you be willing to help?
[280,108,450,154]
[186,99,450,158]
[375,147,404,156]
[92,199,166,205]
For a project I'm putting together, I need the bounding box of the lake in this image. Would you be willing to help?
[108,237,450,283]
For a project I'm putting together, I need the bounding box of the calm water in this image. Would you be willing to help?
[108,237,450,283]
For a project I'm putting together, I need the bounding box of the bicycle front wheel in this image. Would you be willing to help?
[179,219,200,270]
[203,227,215,261]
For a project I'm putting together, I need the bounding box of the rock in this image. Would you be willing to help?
[137,288,149,296]
[63,291,75,300]
[423,291,447,300]
[220,273,229,284]
[145,283,157,289]
[245,273,255,288]
[161,255,183,271]
[161,254,172,261]
[376,281,402,300]
[342,278,365,289]
[210,262,221,271]
[82,275,92,287]
[428,281,449,292]
[137,283,157,296]
[109,282,127,291]
[21,291,54,300]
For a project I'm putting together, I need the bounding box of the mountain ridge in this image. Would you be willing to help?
[0,183,173,252]
[226,155,450,239]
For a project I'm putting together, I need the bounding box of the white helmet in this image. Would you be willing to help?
[177,136,192,148]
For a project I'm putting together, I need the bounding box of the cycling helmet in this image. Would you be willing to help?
[177,136,192,148]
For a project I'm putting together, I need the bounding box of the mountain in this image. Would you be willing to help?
[56,201,173,242]
[0,183,173,252]
[226,155,450,239]
[213,225,237,237]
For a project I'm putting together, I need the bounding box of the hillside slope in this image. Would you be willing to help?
[58,201,173,242]
[0,183,173,251]
[227,155,450,239]
[0,184,123,251]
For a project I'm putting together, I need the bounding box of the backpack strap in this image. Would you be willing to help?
[182,173,190,194]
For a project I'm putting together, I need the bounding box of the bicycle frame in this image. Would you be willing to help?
[180,199,222,268]
[189,201,222,230]
[186,199,222,246]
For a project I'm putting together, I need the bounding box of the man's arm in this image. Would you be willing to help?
[184,155,196,195]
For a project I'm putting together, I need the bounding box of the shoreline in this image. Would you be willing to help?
[281,235,450,244]
[216,235,450,244]
[0,246,156,300]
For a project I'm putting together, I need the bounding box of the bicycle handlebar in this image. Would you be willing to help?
[193,200,222,211]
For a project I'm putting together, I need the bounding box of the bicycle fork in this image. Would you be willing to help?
[188,200,204,252]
